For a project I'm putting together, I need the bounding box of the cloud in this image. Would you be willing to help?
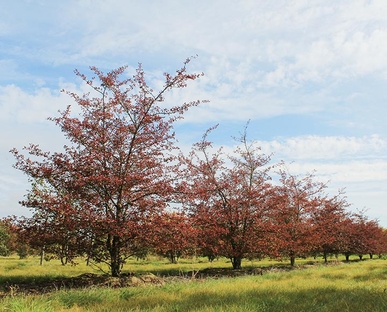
[0,84,71,123]
[5,0,386,77]
[254,135,387,212]
[286,161,387,183]
[258,135,387,161]
[253,134,387,221]
[0,77,99,124]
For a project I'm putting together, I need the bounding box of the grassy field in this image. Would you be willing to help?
[1,255,387,311]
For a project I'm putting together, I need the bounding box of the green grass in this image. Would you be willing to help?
[1,256,387,311]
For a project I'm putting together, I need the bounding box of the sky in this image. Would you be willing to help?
[1,0,387,226]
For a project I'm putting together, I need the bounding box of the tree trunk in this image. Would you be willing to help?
[108,235,121,277]
[345,253,350,261]
[358,254,363,260]
[60,256,68,266]
[40,246,45,266]
[290,256,295,266]
[111,260,120,277]
[167,251,178,264]
[369,253,373,259]
[231,257,242,269]
[323,251,328,263]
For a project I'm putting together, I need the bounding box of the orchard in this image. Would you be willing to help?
[6,59,387,276]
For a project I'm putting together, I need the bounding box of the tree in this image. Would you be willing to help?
[310,193,349,263]
[361,219,387,259]
[344,211,386,260]
[335,211,371,261]
[270,169,328,266]
[10,179,85,265]
[0,217,34,259]
[379,229,387,258]
[0,221,10,256]
[11,58,203,276]
[180,125,273,269]
[150,211,197,263]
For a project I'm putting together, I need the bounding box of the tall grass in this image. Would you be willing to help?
[1,256,387,311]
[0,256,93,286]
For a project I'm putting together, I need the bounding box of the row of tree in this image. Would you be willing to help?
[6,59,387,276]
[2,189,386,270]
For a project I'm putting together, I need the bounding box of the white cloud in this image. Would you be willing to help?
[286,161,387,183]
[0,77,100,124]
[3,0,387,120]
[0,85,65,123]
[257,135,387,161]
[256,134,387,222]
[255,135,387,221]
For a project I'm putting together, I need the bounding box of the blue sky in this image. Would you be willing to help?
[1,0,387,225]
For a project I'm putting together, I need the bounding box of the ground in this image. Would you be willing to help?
[0,264,321,297]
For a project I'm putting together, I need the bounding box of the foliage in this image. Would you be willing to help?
[310,193,350,262]
[269,169,349,266]
[0,222,10,256]
[10,58,204,276]
[149,211,197,263]
[180,124,274,269]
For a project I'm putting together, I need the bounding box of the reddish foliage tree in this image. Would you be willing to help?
[0,217,33,259]
[345,212,386,260]
[180,125,273,269]
[11,59,203,276]
[149,211,197,263]
[11,179,86,265]
[335,216,356,261]
[361,220,387,259]
[380,229,387,257]
[308,189,350,262]
[335,212,369,261]
[270,169,328,266]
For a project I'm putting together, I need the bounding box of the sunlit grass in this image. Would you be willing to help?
[0,256,94,286]
[1,256,387,311]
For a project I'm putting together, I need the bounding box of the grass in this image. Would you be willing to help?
[1,256,387,311]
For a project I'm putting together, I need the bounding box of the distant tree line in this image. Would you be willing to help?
[5,59,387,276]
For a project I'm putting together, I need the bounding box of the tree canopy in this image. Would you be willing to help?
[11,58,204,276]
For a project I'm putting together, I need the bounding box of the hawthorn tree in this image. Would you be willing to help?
[180,125,273,269]
[344,211,385,260]
[11,58,203,276]
[0,218,33,259]
[0,221,10,256]
[310,193,349,262]
[379,229,387,258]
[270,169,328,266]
[361,219,387,259]
[334,215,357,261]
[150,211,197,263]
[9,178,85,265]
[13,211,84,265]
